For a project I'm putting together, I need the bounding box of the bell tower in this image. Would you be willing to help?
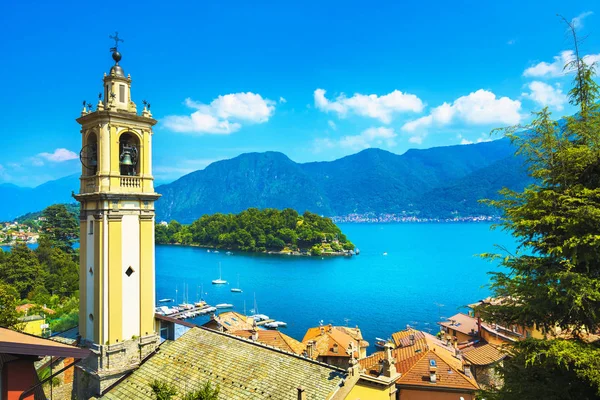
[73,34,160,397]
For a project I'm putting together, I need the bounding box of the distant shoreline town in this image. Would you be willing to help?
[331,213,501,223]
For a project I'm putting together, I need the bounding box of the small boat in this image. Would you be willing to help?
[375,337,388,348]
[226,251,233,255]
[355,248,360,255]
[383,252,388,256]
[251,314,270,321]
[215,303,233,309]
[214,250,220,254]
[264,321,287,329]
[212,263,227,284]
[158,298,174,303]
[231,275,242,293]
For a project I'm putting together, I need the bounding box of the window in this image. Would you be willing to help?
[126,266,134,277]
[119,84,125,102]
[89,220,94,235]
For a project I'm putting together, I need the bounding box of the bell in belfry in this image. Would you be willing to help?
[120,150,134,166]
[119,143,137,175]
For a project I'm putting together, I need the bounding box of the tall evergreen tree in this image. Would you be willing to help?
[40,204,78,253]
[481,20,600,398]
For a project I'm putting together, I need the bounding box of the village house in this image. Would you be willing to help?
[358,328,480,400]
[302,324,368,368]
[202,311,255,333]
[232,327,306,355]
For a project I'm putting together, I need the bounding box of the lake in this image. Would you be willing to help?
[156,222,514,350]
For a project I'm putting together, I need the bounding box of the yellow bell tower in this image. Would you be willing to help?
[74,34,160,397]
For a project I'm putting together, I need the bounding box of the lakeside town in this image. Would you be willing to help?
[0,219,41,246]
[330,213,500,224]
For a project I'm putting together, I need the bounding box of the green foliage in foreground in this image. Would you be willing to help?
[150,380,219,400]
[0,204,79,332]
[155,208,354,254]
[479,23,600,399]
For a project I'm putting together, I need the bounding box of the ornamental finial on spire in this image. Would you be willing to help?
[109,32,124,64]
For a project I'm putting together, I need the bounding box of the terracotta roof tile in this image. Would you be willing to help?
[397,351,479,391]
[232,330,306,355]
[462,343,506,366]
[302,325,361,358]
[391,329,425,348]
[438,313,479,337]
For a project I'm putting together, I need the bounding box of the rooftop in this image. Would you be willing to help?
[102,327,348,400]
[202,311,255,332]
[0,327,89,358]
[232,329,306,355]
[303,325,361,358]
[461,343,506,366]
[360,329,479,392]
[439,313,479,337]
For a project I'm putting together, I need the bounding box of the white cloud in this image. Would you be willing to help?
[523,51,574,78]
[523,50,600,78]
[572,11,593,29]
[164,92,275,134]
[522,81,568,110]
[327,120,337,130]
[314,127,397,152]
[314,88,424,123]
[279,97,287,103]
[457,133,492,145]
[401,89,522,138]
[37,148,78,162]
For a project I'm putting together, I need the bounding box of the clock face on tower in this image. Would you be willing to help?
[80,143,98,173]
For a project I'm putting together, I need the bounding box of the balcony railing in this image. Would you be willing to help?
[120,176,142,189]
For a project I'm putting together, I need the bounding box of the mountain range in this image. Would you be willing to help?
[0,139,532,223]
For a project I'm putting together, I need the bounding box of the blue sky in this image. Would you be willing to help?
[1,0,599,186]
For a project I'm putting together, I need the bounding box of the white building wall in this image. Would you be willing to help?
[85,215,95,342]
[103,212,109,342]
[121,214,140,339]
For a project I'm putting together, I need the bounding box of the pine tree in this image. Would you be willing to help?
[480,19,600,399]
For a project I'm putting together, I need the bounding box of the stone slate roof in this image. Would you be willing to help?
[102,327,347,400]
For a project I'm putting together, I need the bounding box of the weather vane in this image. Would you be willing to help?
[109,31,124,53]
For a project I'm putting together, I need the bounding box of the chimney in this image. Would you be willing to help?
[380,343,397,378]
[332,343,339,353]
[328,323,333,332]
[306,341,315,358]
[251,327,259,341]
[297,386,306,400]
[409,333,415,346]
[453,336,458,350]
[429,359,437,383]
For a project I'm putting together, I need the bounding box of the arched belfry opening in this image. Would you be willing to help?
[119,132,140,176]
[81,132,98,175]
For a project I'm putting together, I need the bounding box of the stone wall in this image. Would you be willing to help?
[74,333,159,399]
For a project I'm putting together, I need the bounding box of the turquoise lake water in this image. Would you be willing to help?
[155,222,514,348]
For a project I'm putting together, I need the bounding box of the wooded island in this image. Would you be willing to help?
[155,208,355,256]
